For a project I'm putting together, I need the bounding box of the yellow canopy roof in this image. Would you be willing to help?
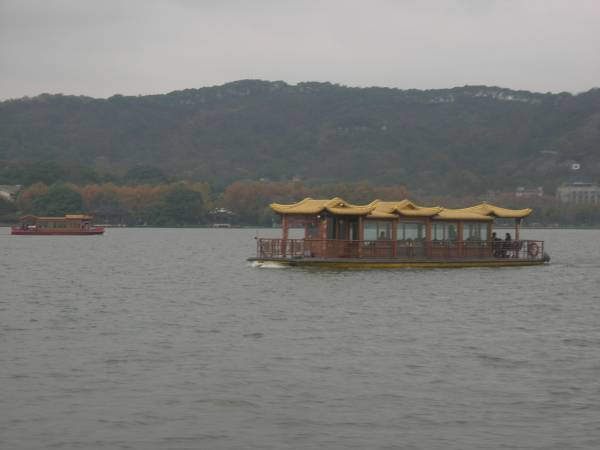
[271,198,530,221]
[65,214,92,220]
[367,210,399,219]
[370,200,443,217]
[396,207,445,217]
[370,200,415,213]
[270,197,376,216]
[20,214,92,221]
[433,209,493,221]
[455,203,532,219]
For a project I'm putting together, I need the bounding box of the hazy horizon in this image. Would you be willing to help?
[1,0,599,100]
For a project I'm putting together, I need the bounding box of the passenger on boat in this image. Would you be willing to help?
[503,233,512,258]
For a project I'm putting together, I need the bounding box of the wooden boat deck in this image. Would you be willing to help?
[248,255,547,269]
[250,238,548,268]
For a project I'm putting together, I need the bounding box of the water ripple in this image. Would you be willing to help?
[1,228,600,450]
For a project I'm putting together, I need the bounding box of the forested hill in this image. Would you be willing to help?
[1,80,599,195]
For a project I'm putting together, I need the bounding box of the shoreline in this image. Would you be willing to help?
[2,223,600,230]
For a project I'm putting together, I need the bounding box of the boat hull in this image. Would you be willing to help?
[248,257,547,269]
[11,228,105,236]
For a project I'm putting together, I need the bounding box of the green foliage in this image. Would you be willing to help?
[11,177,600,226]
[32,183,83,216]
[0,197,16,214]
[124,166,169,185]
[0,161,66,185]
[0,160,111,186]
[0,197,17,222]
[84,189,128,224]
[221,180,305,225]
[1,81,599,196]
[146,186,206,226]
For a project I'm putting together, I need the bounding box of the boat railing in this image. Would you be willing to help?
[256,238,545,261]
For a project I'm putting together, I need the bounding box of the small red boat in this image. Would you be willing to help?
[11,214,105,236]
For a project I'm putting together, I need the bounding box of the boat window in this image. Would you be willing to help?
[483,223,490,239]
[349,221,358,241]
[365,221,391,240]
[433,223,443,240]
[464,222,489,240]
[433,223,457,241]
[338,220,346,240]
[382,222,391,239]
[306,222,319,239]
[449,224,457,240]
[364,222,377,240]
[327,217,335,239]
[398,223,424,241]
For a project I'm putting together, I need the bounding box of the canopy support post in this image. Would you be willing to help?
[425,219,432,258]
[282,214,289,257]
[391,219,398,257]
[515,218,521,241]
[320,215,328,257]
[457,222,464,257]
[358,216,364,258]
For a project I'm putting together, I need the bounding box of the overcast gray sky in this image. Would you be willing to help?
[1,0,599,99]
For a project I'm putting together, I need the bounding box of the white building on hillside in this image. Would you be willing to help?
[556,182,600,205]
[0,185,22,202]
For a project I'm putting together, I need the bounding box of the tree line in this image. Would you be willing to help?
[4,181,210,226]
[1,179,599,226]
[1,180,411,226]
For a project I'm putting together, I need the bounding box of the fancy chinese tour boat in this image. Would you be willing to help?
[11,214,105,236]
[248,198,549,268]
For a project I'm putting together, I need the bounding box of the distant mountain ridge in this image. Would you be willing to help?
[1,80,599,194]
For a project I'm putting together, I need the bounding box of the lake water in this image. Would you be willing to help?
[1,228,600,450]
